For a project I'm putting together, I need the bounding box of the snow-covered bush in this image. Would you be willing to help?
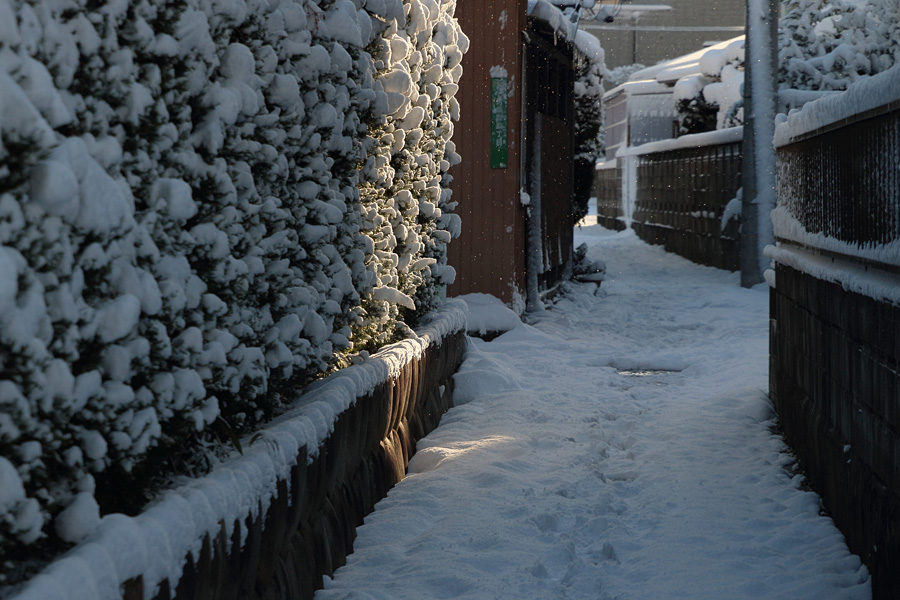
[352,0,467,352]
[573,30,606,223]
[0,0,464,580]
[779,0,900,106]
[674,37,744,135]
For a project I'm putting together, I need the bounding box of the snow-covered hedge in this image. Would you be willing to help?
[779,0,900,108]
[0,0,465,579]
[573,29,606,222]
[355,0,467,345]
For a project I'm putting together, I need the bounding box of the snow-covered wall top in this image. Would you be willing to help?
[771,207,900,269]
[619,126,743,157]
[10,298,467,600]
[766,243,900,306]
[774,63,900,146]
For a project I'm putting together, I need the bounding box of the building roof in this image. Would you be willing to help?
[602,35,744,100]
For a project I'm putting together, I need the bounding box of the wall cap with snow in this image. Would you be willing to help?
[9,299,468,600]
[774,63,900,147]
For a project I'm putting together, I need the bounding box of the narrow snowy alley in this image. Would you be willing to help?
[315,220,871,600]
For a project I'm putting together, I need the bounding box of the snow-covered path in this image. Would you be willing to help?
[315,222,871,600]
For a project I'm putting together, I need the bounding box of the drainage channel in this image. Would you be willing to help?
[617,369,682,377]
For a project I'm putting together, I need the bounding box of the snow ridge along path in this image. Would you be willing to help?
[316,223,871,600]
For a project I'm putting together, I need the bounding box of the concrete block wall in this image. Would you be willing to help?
[770,264,900,598]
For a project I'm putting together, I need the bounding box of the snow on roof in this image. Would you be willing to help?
[653,61,703,85]
[527,1,606,66]
[618,125,743,157]
[603,36,744,99]
[651,36,744,83]
[774,63,900,147]
[527,0,578,42]
[603,78,670,100]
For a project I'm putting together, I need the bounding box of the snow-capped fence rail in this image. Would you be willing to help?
[595,127,743,270]
[768,66,900,599]
[10,301,466,600]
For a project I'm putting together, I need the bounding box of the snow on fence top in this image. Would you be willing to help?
[774,63,900,147]
[618,126,743,157]
[771,207,900,269]
[596,159,619,170]
[10,299,467,600]
[766,243,900,306]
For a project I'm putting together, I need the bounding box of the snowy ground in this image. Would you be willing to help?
[315,219,871,600]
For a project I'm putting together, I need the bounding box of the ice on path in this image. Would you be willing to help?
[316,224,870,600]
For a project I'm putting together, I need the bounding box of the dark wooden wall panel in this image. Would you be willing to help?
[447,0,526,303]
[538,114,574,288]
[631,141,742,271]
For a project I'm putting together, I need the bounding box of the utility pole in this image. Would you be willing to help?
[740,0,779,287]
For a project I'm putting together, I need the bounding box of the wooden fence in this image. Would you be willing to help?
[777,99,900,251]
[631,136,742,271]
[524,22,577,295]
[770,92,900,599]
[592,128,743,270]
[593,160,626,231]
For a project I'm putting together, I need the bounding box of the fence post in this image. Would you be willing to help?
[621,154,637,228]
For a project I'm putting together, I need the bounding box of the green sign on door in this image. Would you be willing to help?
[490,75,508,169]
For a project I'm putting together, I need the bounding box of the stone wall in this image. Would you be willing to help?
[118,329,466,600]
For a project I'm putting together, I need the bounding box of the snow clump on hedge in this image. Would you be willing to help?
[779,0,900,108]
